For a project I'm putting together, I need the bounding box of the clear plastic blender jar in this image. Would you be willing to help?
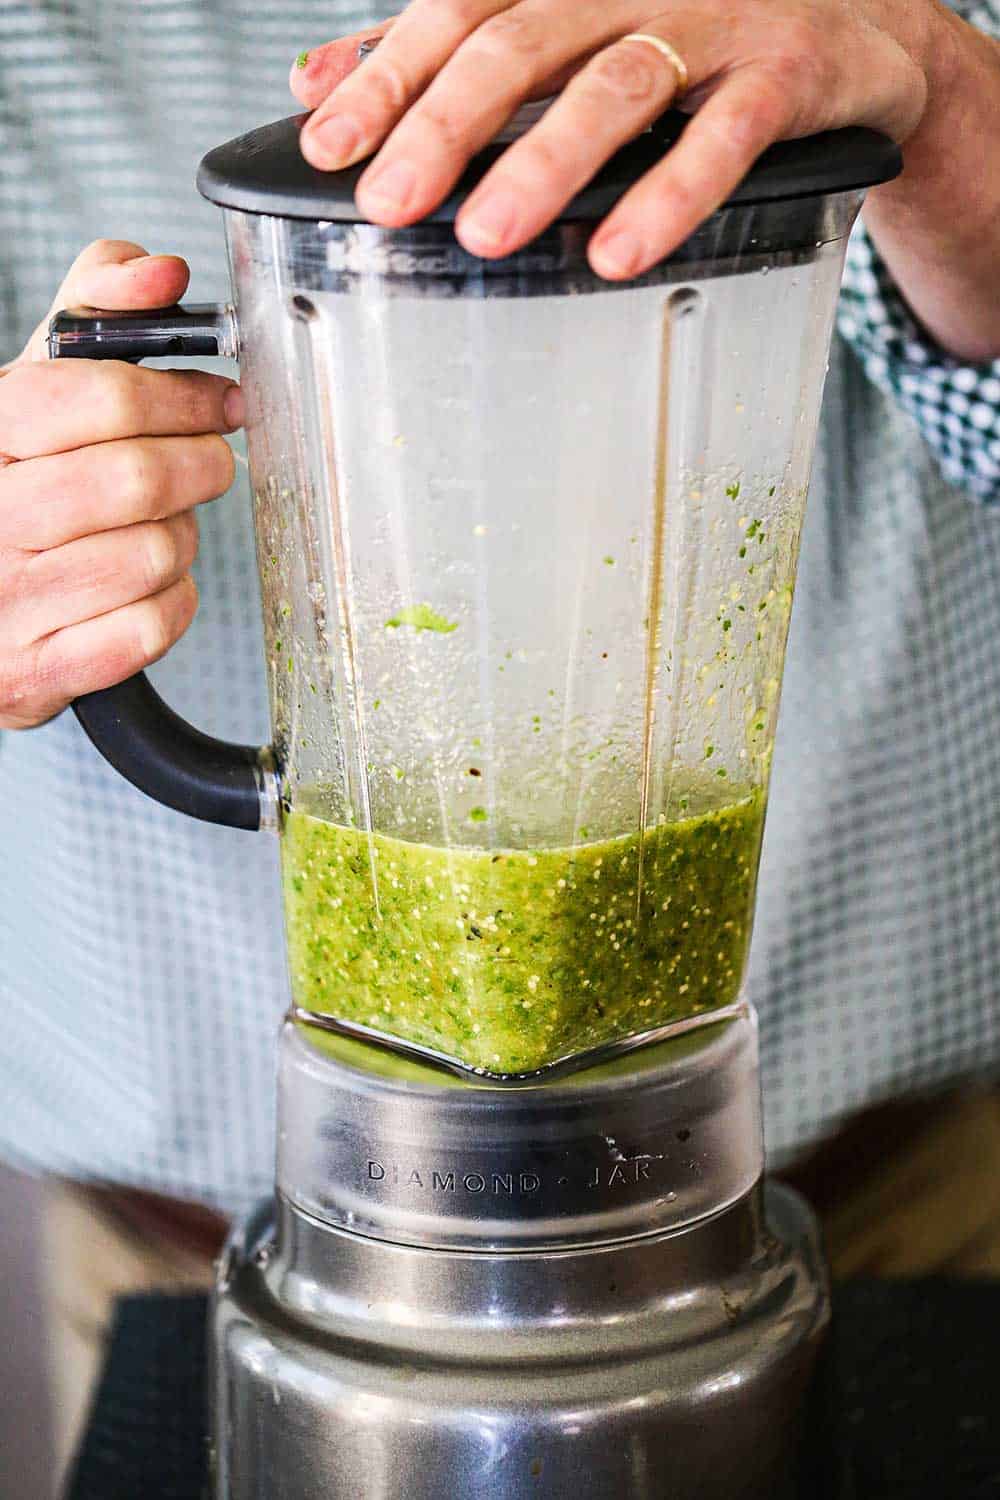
[49,112,901,1078]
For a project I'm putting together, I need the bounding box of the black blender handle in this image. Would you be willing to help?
[47,303,271,832]
[47,303,238,362]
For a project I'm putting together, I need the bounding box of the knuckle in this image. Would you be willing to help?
[140,520,180,591]
[763,20,830,99]
[165,370,212,432]
[86,238,121,264]
[649,161,698,217]
[420,0,485,29]
[138,577,196,663]
[136,598,175,663]
[719,86,789,151]
[772,15,822,63]
[509,135,567,196]
[95,363,144,432]
[116,441,164,513]
[362,57,411,115]
[412,96,469,152]
[475,8,545,62]
[587,44,664,104]
[0,646,45,727]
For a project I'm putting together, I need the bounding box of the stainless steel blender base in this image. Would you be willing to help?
[211,1015,835,1499]
[212,1185,832,1500]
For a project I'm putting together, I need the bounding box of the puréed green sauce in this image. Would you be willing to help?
[282,789,765,1074]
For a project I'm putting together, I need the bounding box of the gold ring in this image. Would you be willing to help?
[621,33,689,97]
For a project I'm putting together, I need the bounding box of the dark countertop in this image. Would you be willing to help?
[67,1281,1000,1500]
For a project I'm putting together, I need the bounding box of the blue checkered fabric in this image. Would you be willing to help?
[1,1,998,1209]
[840,231,1000,501]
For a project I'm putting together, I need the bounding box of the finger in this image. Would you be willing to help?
[352,0,639,226]
[457,33,682,257]
[17,241,190,365]
[588,67,794,279]
[293,19,598,117]
[299,0,524,173]
[0,363,242,460]
[52,240,190,314]
[17,575,199,727]
[0,434,235,551]
[13,511,199,641]
[289,19,397,108]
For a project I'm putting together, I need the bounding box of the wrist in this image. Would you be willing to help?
[863,4,1000,360]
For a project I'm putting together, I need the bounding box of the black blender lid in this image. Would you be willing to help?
[198,110,901,223]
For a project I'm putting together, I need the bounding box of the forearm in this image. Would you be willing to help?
[864,5,1000,363]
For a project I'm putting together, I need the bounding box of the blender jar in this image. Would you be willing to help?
[49,112,901,1078]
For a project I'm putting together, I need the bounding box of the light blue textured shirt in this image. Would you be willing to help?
[2,1,999,1212]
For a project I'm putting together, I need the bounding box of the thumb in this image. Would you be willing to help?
[15,239,191,366]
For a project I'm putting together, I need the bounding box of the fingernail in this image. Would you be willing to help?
[308,113,362,167]
[461,189,520,254]
[358,159,417,216]
[591,230,643,279]
[224,385,245,430]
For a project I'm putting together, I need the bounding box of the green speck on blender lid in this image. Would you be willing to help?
[469,806,488,823]
[384,604,458,634]
[603,555,615,566]
[704,744,714,758]
[725,480,741,499]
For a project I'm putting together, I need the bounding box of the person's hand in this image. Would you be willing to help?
[290,0,952,279]
[0,239,243,730]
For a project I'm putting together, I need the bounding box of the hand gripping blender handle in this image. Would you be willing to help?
[47,304,275,832]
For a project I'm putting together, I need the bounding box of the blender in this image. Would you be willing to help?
[49,108,901,1498]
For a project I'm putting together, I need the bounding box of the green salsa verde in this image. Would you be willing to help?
[281,787,766,1074]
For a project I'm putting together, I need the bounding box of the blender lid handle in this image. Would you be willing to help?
[48,302,276,833]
